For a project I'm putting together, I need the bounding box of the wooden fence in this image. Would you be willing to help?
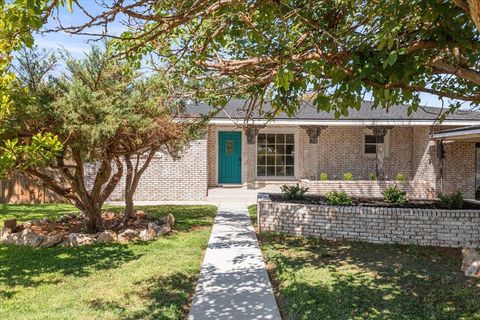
[0,173,65,204]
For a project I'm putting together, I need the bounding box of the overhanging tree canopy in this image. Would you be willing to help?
[52,0,480,119]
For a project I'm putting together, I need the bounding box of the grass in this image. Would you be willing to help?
[0,203,217,320]
[247,204,257,227]
[260,233,480,320]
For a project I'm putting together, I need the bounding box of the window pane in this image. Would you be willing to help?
[365,144,377,154]
[285,155,294,165]
[257,166,266,176]
[266,156,275,165]
[256,133,295,177]
[267,166,275,176]
[276,145,285,154]
[276,155,284,165]
[286,166,294,176]
[257,144,267,154]
[285,145,294,155]
[257,134,266,144]
[365,135,376,143]
[276,166,285,176]
[257,155,266,165]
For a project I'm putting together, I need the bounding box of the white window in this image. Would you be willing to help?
[363,129,390,156]
[256,133,294,177]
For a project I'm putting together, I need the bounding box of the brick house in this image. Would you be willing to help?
[95,100,480,202]
[3,100,480,203]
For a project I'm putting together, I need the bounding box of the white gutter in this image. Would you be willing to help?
[208,118,480,126]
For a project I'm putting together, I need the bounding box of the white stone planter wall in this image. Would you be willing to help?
[257,193,480,248]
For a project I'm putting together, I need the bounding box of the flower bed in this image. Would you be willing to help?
[257,193,480,248]
[299,179,436,199]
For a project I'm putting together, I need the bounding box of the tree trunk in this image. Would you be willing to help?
[84,207,101,233]
[123,155,134,224]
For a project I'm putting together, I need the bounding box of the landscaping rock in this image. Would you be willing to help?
[117,229,140,243]
[3,232,20,245]
[64,233,96,247]
[0,228,13,242]
[134,210,147,220]
[17,228,45,247]
[166,214,175,229]
[97,230,117,243]
[147,222,162,235]
[40,233,65,248]
[465,262,480,277]
[139,229,155,241]
[3,219,17,232]
[461,248,480,271]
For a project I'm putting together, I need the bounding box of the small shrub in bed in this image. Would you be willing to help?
[343,172,353,181]
[382,186,407,204]
[325,191,353,206]
[438,190,464,209]
[319,172,328,181]
[369,173,377,181]
[395,173,406,182]
[281,184,309,200]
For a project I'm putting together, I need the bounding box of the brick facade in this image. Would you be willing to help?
[85,139,208,201]
[208,125,477,199]
[257,193,480,248]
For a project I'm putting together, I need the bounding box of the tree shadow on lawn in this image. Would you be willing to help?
[261,233,480,320]
[0,243,141,299]
[87,272,197,320]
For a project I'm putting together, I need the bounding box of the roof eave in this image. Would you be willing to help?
[208,118,480,126]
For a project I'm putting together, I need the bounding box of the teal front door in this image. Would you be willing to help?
[218,131,242,184]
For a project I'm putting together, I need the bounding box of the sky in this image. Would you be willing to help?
[32,3,457,109]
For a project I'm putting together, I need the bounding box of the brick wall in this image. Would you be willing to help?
[85,139,208,201]
[207,125,477,199]
[258,193,480,248]
[300,179,435,199]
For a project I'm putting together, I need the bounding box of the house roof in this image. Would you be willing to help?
[184,99,480,126]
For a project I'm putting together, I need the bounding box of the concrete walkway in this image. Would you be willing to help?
[188,204,282,320]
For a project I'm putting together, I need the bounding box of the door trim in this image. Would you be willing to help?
[217,131,242,184]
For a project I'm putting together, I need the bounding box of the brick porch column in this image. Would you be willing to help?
[245,124,265,189]
[367,126,393,180]
[300,125,327,178]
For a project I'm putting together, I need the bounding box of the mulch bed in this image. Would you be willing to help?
[18,211,156,236]
[269,193,480,210]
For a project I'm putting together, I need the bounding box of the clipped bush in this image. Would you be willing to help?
[438,190,464,209]
[281,184,309,200]
[369,173,377,181]
[325,191,353,206]
[343,172,353,181]
[319,172,328,181]
[395,173,406,182]
[382,186,407,204]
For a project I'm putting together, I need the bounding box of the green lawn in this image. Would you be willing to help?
[0,204,217,320]
[248,204,257,227]
[260,233,480,320]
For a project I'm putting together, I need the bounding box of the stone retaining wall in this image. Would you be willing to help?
[300,179,436,199]
[257,193,480,248]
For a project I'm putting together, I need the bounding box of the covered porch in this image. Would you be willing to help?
[207,122,478,199]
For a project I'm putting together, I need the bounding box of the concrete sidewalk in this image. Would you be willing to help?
[188,204,282,320]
